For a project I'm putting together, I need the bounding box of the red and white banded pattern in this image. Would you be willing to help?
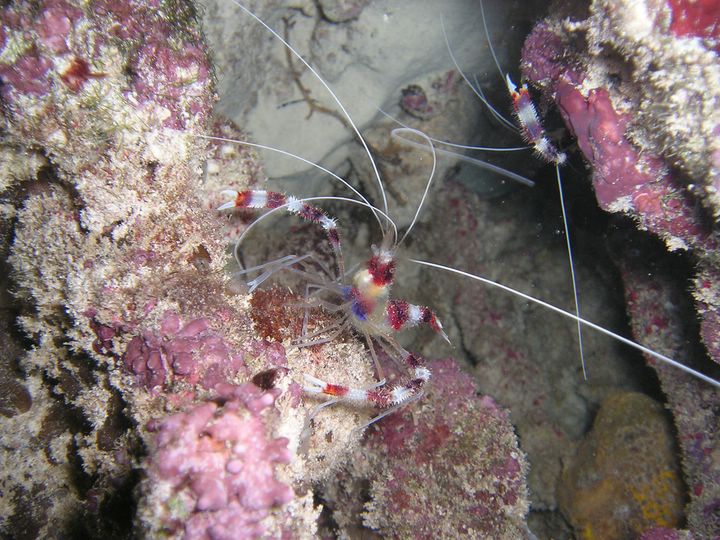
[385,299,449,342]
[219,188,439,422]
[219,189,343,273]
[303,353,431,409]
[366,248,397,287]
[506,75,566,166]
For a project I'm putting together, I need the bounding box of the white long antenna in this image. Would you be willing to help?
[393,128,437,247]
[441,13,517,132]
[409,258,720,389]
[479,0,507,87]
[223,195,398,269]
[378,108,528,152]
[229,1,390,229]
[556,166,587,378]
[391,129,535,187]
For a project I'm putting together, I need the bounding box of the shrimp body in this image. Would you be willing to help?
[345,247,395,334]
[219,187,450,424]
[345,250,448,341]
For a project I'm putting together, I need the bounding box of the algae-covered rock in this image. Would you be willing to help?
[559,391,685,539]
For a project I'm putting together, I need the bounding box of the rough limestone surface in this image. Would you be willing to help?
[641,528,696,540]
[0,0,531,538]
[521,1,720,536]
[0,0,321,537]
[521,0,720,366]
[523,0,720,220]
[618,250,720,539]
[197,2,720,537]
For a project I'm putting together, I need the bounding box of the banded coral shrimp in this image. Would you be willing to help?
[198,0,720,535]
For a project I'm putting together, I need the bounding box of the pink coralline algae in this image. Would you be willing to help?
[552,79,712,248]
[142,394,293,539]
[668,0,720,51]
[0,51,55,96]
[521,0,720,353]
[521,0,720,220]
[0,0,290,536]
[0,0,537,537]
[641,528,696,540]
[0,0,212,145]
[35,1,82,54]
[0,0,444,535]
[121,313,248,391]
[126,35,211,128]
[619,253,720,538]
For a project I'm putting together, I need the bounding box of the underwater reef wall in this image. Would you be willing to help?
[0,1,531,538]
[2,0,718,537]
[522,0,720,536]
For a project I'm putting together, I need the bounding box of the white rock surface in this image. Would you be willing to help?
[202,0,530,183]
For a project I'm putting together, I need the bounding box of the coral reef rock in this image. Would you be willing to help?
[522,2,720,536]
[559,391,685,539]
[321,359,530,539]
